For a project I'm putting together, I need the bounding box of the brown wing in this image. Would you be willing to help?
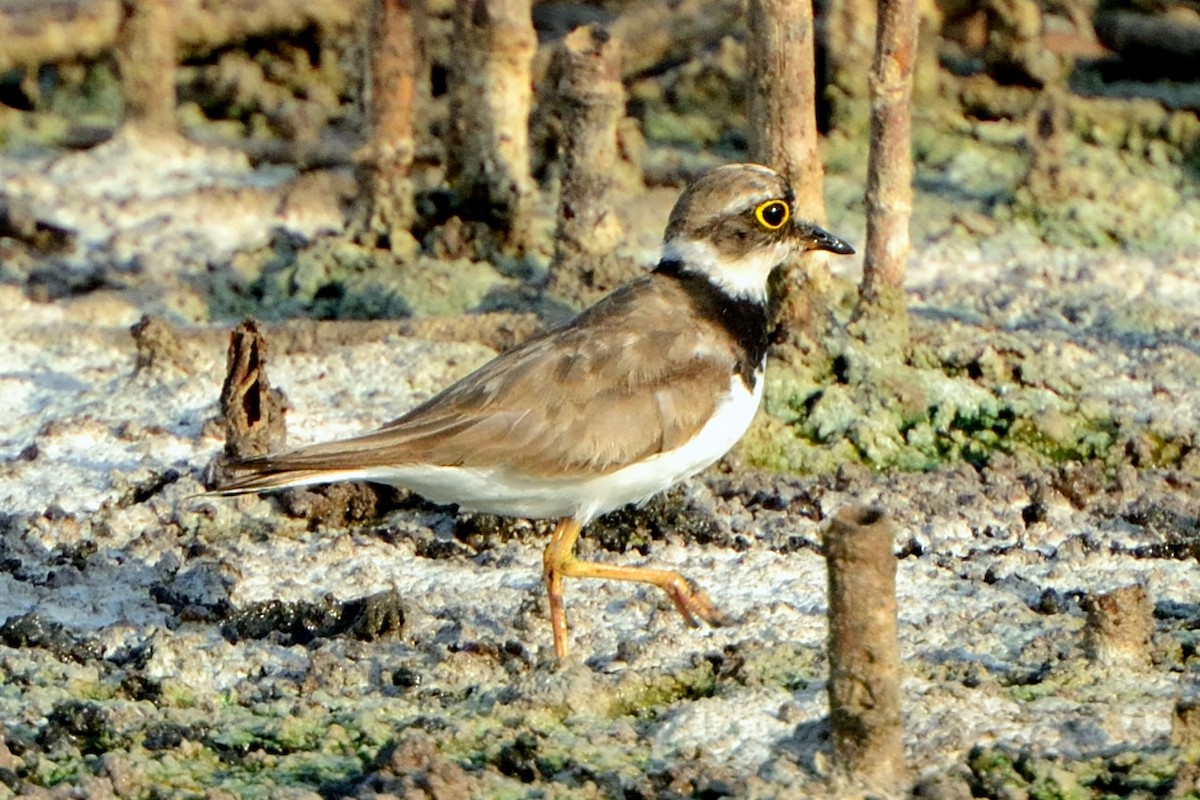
[228,275,737,484]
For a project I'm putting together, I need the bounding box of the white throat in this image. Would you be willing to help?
[662,237,790,302]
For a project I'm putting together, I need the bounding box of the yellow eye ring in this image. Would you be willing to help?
[755,200,790,230]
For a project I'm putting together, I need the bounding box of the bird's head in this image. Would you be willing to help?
[661,163,854,301]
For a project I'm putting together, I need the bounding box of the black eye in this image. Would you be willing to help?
[755,200,790,230]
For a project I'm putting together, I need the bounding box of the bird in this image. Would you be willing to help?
[211,163,855,659]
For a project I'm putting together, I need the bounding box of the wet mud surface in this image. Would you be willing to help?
[1,2,1200,796]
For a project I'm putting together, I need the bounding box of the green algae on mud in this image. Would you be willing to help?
[213,233,521,322]
[966,744,1192,800]
[739,301,1193,478]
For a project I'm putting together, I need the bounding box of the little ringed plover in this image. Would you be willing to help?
[212,162,855,659]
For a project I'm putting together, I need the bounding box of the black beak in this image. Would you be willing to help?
[798,221,855,255]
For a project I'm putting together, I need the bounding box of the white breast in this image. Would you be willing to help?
[567,369,764,522]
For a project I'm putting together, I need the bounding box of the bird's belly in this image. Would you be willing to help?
[363,372,764,523]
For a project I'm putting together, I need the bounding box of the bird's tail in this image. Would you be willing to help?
[204,452,374,497]
[202,419,430,497]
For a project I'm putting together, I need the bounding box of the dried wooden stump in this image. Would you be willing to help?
[824,504,907,793]
[219,319,288,461]
[546,24,633,308]
[446,0,538,255]
[1083,584,1154,668]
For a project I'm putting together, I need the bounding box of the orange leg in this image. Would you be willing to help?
[543,519,579,659]
[541,517,729,659]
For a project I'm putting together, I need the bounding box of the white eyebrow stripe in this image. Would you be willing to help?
[718,194,758,217]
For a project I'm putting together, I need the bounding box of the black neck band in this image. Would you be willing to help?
[653,259,769,388]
